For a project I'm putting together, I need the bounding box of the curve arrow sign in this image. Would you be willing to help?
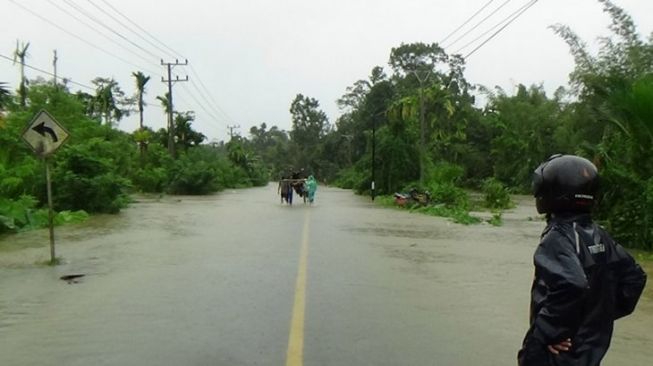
[32,122,58,142]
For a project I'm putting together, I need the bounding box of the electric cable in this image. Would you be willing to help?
[60,0,161,61]
[464,0,539,59]
[7,0,161,77]
[440,0,496,44]
[45,0,163,75]
[91,1,236,124]
[454,0,538,54]
[86,0,179,60]
[1,52,93,91]
[98,0,184,60]
[443,0,512,49]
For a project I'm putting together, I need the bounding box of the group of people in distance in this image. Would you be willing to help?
[277,168,318,206]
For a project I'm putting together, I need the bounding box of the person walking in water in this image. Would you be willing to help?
[518,154,647,366]
[306,175,318,204]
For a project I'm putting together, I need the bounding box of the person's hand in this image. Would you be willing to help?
[547,338,572,355]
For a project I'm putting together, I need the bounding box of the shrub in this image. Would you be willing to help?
[0,195,87,233]
[427,162,465,185]
[428,182,469,209]
[53,140,131,213]
[482,177,513,209]
[132,167,168,193]
[167,157,219,195]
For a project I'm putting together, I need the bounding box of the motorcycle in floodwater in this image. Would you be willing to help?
[393,188,431,206]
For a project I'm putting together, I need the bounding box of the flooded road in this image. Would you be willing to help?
[1,185,651,365]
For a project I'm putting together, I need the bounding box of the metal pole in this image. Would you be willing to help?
[166,63,175,157]
[53,50,58,88]
[419,86,425,184]
[45,158,56,263]
[371,115,376,201]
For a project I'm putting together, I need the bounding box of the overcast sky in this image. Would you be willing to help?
[1,0,652,142]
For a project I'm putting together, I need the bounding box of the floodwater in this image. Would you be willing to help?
[0,186,651,365]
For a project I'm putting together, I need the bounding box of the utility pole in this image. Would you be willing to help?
[371,116,376,201]
[52,50,58,88]
[227,124,240,140]
[413,70,431,185]
[161,59,188,157]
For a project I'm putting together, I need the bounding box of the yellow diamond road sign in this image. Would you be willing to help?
[22,110,70,157]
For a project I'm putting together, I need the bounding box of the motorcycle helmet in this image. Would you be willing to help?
[532,154,599,214]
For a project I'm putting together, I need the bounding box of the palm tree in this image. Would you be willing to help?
[132,71,151,130]
[13,41,30,107]
[0,82,10,110]
[156,92,174,156]
[156,92,171,114]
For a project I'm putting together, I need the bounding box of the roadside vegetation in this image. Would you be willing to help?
[1,1,651,252]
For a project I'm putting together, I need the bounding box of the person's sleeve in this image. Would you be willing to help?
[612,244,647,320]
[530,233,589,344]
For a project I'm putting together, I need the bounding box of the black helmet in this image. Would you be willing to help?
[532,154,599,214]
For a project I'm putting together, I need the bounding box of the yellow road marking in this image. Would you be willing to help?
[286,211,310,366]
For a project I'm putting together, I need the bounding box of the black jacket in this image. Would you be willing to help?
[518,214,647,366]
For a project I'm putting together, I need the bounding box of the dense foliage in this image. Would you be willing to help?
[0,80,267,233]
[1,1,651,250]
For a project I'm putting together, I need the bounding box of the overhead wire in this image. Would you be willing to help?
[440,0,496,44]
[7,0,161,77]
[85,0,179,61]
[188,66,234,123]
[454,0,539,54]
[98,0,183,60]
[90,0,236,125]
[443,0,512,49]
[60,0,161,61]
[173,86,229,137]
[0,53,94,91]
[45,0,163,76]
[179,83,230,129]
[464,0,539,59]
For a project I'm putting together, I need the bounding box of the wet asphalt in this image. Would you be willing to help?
[0,185,651,365]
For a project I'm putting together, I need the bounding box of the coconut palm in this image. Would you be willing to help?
[0,82,10,110]
[13,41,30,107]
[132,71,151,130]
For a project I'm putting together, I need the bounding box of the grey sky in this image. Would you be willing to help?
[1,0,652,142]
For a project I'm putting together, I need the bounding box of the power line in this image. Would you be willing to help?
[98,0,184,60]
[454,0,539,54]
[9,0,232,137]
[440,0,496,44]
[90,1,236,125]
[60,0,161,61]
[179,83,229,128]
[443,0,512,49]
[465,0,539,59]
[0,53,93,91]
[188,65,235,123]
[45,0,162,74]
[7,0,160,77]
[85,0,178,60]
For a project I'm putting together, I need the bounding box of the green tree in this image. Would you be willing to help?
[482,84,563,189]
[289,94,330,174]
[174,111,205,151]
[91,77,132,125]
[551,0,653,249]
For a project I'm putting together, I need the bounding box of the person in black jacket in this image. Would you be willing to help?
[518,154,647,366]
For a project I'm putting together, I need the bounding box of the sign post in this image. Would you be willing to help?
[22,110,70,264]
